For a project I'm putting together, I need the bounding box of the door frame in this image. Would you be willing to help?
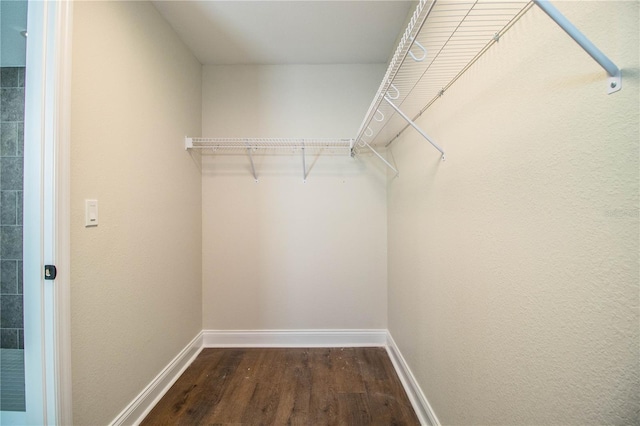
[51,0,73,424]
[22,0,74,423]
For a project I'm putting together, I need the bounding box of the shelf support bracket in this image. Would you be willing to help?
[363,140,399,176]
[383,96,445,160]
[534,0,621,94]
[301,143,307,183]
[245,142,258,182]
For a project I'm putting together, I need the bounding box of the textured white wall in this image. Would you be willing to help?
[387,2,639,424]
[69,2,202,424]
[201,64,388,330]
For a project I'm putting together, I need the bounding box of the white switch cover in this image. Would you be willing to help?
[85,199,98,227]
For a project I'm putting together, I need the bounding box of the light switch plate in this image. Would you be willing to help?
[85,199,98,227]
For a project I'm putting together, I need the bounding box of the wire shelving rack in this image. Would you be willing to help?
[186,0,622,179]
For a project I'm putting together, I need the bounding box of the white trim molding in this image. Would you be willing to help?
[53,1,74,424]
[109,332,204,426]
[202,329,388,348]
[386,332,440,426]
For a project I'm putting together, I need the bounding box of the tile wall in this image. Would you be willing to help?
[0,67,25,350]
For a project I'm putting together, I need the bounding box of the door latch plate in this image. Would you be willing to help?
[44,265,57,280]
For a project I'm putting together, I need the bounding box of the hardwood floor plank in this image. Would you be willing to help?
[336,393,373,424]
[332,347,367,393]
[239,350,283,424]
[141,347,419,425]
[307,348,339,425]
[273,349,312,425]
[141,349,242,425]
[191,349,250,424]
[356,347,418,425]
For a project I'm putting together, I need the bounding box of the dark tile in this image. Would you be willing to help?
[17,191,22,224]
[1,122,18,156]
[17,67,25,88]
[1,157,23,190]
[0,88,25,121]
[1,295,23,328]
[0,328,18,349]
[17,122,23,156]
[0,68,19,88]
[1,191,17,225]
[17,261,22,294]
[1,260,17,294]
[18,328,24,349]
[1,226,22,260]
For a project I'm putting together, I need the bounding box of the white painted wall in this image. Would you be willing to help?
[387,2,639,424]
[69,2,202,424]
[201,64,389,330]
[202,64,385,138]
[66,2,639,424]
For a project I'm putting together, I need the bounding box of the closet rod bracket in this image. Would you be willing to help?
[534,0,621,94]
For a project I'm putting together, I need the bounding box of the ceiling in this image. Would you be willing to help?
[152,1,414,65]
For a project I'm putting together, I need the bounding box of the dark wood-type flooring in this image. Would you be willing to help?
[141,347,420,425]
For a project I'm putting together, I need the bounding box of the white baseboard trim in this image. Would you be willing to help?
[386,332,440,426]
[202,329,388,348]
[109,331,204,426]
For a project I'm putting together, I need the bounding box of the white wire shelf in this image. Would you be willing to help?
[354,0,533,154]
[186,137,353,155]
[186,137,354,182]
[354,0,622,167]
[187,0,621,181]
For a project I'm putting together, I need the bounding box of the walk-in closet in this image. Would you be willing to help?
[1,0,637,424]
